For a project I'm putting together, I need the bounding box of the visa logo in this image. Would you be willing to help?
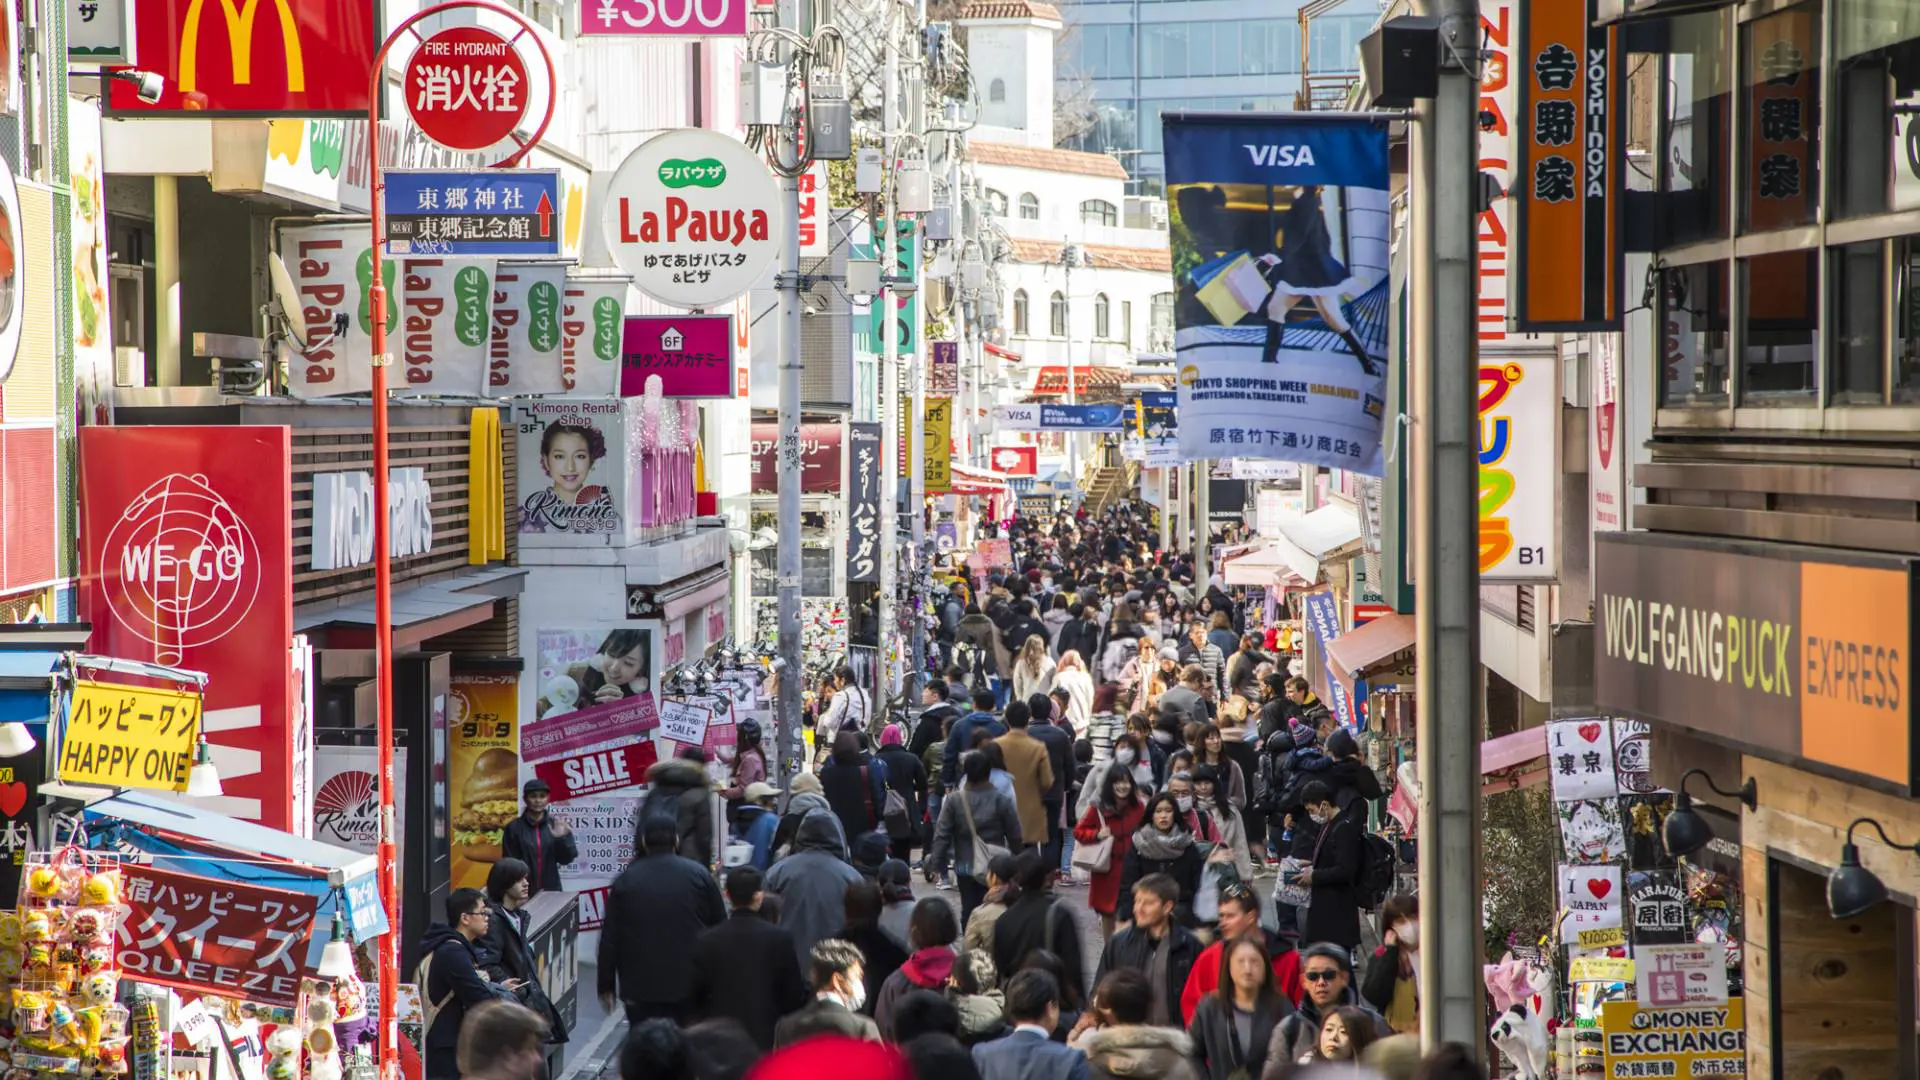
[1244,144,1317,167]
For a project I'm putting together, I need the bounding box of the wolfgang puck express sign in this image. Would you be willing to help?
[1595,532,1915,790]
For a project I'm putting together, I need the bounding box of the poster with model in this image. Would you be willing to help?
[448,673,520,890]
[1162,115,1391,474]
[513,399,629,543]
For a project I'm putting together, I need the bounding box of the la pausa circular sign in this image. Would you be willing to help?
[605,129,781,309]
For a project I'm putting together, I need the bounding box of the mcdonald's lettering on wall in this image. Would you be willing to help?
[109,0,379,116]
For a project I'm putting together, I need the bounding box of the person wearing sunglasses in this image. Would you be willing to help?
[1262,944,1393,1070]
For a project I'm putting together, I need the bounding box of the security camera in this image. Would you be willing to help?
[103,69,166,104]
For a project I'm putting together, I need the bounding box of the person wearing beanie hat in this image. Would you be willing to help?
[876,860,918,952]
[877,722,928,862]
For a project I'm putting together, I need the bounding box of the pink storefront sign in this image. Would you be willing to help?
[581,0,750,38]
[620,315,737,397]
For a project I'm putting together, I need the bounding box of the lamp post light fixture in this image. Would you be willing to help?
[1827,817,1920,920]
[1660,767,1758,858]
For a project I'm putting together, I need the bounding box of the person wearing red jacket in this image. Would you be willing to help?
[1180,883,1303,1024]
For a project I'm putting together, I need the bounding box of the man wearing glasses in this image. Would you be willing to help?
[1177,883,1304,1024]
[1263,944,1394,1065]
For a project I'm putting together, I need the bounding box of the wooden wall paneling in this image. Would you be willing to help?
[1743,841,1773,1079]
[1770,858,1902,1080]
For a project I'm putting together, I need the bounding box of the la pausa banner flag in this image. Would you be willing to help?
[1164,115,1392,475]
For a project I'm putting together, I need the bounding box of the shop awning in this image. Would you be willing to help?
[1481,726,1550,797]
[83,790,390,951]
[946,464,1011,495]
[295,565,526,644]
[1220,539,1313,588]
[1271,505,1364,580]
[1325,613,1415,682]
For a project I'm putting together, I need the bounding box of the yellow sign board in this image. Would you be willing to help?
[1600,1000,1745,1078]
[925,397,953,491]
[1569,956,1636,983]
[59,679,202,792]
[1578,927,1627,949]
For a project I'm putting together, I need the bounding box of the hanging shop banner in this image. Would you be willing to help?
[1161,115,1390,474]
[79,427,297,831]
[514,399,631,542]
[847,422,882,583]
[1627,869,1690,946]
[395,257,494,396]
[989,446,1037,476]
[530,627,659,733]
[1301,590,1355,729]
[117,864,321,1009]
[1558,794,1625,864]
[0,750,45,903]
[749,421,842,495]
[276,222,383,398]
[1594,532,1916,792]
[796,162,829,258]
[59,677,202,793]
[1515,0,1623,330]
[551,795,642,927]
[930,341,960,395]
[1546,718,1618,801]
[1559,863,1624,933]
[1613,719,1661,795]
[1591,334,1625,532]
[531,739,656,802]
[620,315,736,398]
[1479,354,1559,581]
[109,0,378,115]
[923,398,954,491]
[872,221,919,356]
[385,170,562,258]
[1598,1001,1745,1079]
[68,0,136,64]
[487,262,568,396]
[311,744,408,857]
[563,276,628,396]
[581,0,750,36]
[602,129,782,309]
[71,96,113,425]
[1635,942,1729,1007]
[992,403,1127,432]
[449,673,519,890]
[657,697,717,746]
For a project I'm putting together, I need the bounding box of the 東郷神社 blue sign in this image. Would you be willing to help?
[384,169,563,258]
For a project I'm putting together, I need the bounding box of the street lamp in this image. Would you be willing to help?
[1060,241,1089,503]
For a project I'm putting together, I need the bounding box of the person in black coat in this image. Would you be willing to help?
[1055,604,1103,669]
[828,879,910,1015]
[474,860,568,1052]
[1094,873,1203,1028]
[877,724,929,861]
[417,889,503,1080]
[820,730,893,842]
[1294,781,1363,952]
[1322,728,1383,824]
[598,815,726,1025]
[499,779,577,895]
[1000,600,1050,661]
[690,867,809,1050]
[988,851,1085,1007]
[1117,793,1205,928]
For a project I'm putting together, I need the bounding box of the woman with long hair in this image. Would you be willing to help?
[1193,723,1248,812]
[1361,894,1421,1035]
[1117,792,1204,928]
[1190,936,1293,1080]
[1192,764,1254,881]
[1051,650,1095,735]
[1122,637,1166,718]
[1011,634,1057,705]
[718,718,766,804]
[1072,764,1148,938]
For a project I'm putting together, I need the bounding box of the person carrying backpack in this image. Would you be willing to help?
[1291,781,1364,954]
[417,889,512,1080]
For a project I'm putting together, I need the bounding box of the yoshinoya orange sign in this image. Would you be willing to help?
[109,0,378,116]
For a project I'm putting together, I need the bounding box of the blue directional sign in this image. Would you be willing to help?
[383,169,563,258]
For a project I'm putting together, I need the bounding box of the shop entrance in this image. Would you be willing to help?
[1769,857,1916,1078]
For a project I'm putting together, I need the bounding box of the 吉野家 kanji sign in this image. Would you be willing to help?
[384,169,563,258]
[59,678,202,793]
[405,25,529,152]
[117,865,321,1009]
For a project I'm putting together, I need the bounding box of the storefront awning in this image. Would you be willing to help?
[295,565,526,643]
[83,790,390,950]
[1481,725,1550,796]
[947,463,1011,495]
[1220,539,1313,588]
[1272,505,1364,579]
[1325,613,1415,683]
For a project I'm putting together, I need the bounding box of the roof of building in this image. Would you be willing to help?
[1006,238,1172,273]
[969,141,1129,180]
[958,0,1063,23]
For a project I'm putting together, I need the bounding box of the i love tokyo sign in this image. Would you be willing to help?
[603,129,782,309]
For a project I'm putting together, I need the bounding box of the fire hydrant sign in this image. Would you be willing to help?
[117,864,321,1008]
[405,25,529,151]
[385,170,562,258]
[603,129,782,309]
[60,678,202,792]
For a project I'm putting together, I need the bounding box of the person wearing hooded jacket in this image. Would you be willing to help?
[874,897,964,1040]
[770,773,832,857]
[598,815,726,1025]
[641,752,715,868]
[819,730,893,843]
[877,723,929,861]
[1321,727,1383,824]
[417,889,500,1080]
[1073,969,1199,1080]
[765,806,864,970]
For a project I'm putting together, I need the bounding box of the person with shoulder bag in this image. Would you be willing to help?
[927,750,1024,924]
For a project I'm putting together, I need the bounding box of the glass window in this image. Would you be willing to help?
[1013,289,1029,336]
[1094,293,1111,339]
[1081,199,1117,226]
[1660,263,1731,406]
[1122,300,1133,346]
[1891,238,1920,401]
[1142,24,1188,77]
[1307,15,1371,71]
[1019,193,1040,220]
[986,189,1007,217]
[1740,250,1818,403]
[1662,11,1732,243]
[1742,3,1821,232]
[1050,291,1068,337]
[1831,242,1885,404]
[989,79,1006,103]
[1832,0,1920,216]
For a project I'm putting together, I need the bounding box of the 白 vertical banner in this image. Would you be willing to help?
[396,258,494,396]
[847,422,881,583]
[1162,115,1391,474]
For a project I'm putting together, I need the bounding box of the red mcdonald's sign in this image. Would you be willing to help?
[109,0,379,116]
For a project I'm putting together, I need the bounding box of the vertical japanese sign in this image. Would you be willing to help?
[873,220,918,355]
[1478,0,1520,345]
[1590,333,1624,533]
[1301,590,1354,728]
[71,95,113,425]
[116,865,321,1008]
[1161,115,1391,473]
[847,422,881,583]
[1744,6,1814,328]
[563,276,627,396]
[797,162,829,258]
[1478,355,1558,581]
[1516,0,1622,330]
[923,398,953,491]
[449,673,518,890]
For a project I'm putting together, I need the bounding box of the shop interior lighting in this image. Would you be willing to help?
[317,902,355,979]
[0,723,35,759]
[185,737,222,798]
[1660,767,1757,858]
[1827,817,1920,919]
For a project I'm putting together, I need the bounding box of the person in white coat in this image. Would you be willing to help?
[1050,650,1095,736]
[1009,635,1056,707]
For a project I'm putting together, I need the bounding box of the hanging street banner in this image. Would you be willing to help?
[993,403,1127,432]
[1162,115,1391,474]
[117,865,321,1009]
[923,398,954,491]
[620,315,736,397]
[1515,0,1623,330]
[395,257,495,396]
[931,341,960,394]
[1479,354,1559,581]
[1301,590,1355,728]
[487,262,568,396]
[385,170,563,258]
[562,276,628,395]
[603,129,782,309]
[60,677,202,793]
[871,220,919,356]
[847,422,881,583]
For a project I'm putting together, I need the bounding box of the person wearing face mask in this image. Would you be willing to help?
[1360,895,1420,1035]
[774,940,882,1046]
[1073,765,1148,938]
[1290,781,1364,956]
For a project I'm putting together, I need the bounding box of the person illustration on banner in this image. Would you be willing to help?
[538,630,650,719]
[1255,186,1377,377]
[522,421,618,534]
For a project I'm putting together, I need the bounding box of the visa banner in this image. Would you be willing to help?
[993,403,1126,432]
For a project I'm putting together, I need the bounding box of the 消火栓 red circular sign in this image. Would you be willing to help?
[404,26,529,152]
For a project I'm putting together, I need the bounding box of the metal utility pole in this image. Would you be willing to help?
[878,13,901,706]
[774,3,805,789]
[1411,0,1487,1052]
[1194,463,1209,581]
[1158,467,1171,550]
[1062,246,1080,498]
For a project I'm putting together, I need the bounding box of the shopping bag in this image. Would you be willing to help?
[1071,830,1113,876]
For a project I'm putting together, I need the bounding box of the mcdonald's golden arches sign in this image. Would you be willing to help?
[109,0,378,116]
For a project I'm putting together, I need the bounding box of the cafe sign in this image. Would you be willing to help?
[1594,532,1914,790]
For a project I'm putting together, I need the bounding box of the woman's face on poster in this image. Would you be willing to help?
[543,432,595,499]
[602,643,646,688]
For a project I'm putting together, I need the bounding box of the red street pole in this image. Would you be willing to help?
[363,10,553,1077]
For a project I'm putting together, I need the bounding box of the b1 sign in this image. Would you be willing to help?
[603,129,782,309]
[582,0,749,36]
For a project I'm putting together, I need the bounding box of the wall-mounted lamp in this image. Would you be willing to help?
[1661,768,1757,857]
[1827,817,1920,919]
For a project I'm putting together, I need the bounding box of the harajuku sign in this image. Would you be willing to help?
[602,129,782,309]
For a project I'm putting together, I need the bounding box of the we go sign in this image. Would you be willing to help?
[583,0,748,37]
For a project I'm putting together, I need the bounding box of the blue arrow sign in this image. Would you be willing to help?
[384,169,562,258]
